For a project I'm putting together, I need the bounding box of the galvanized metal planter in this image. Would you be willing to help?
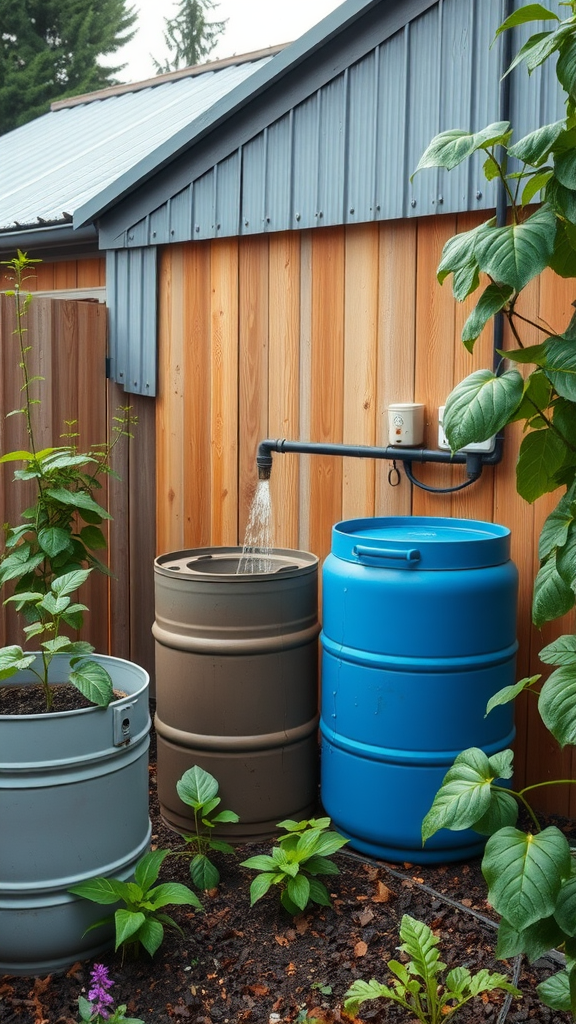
[153,547,320,842]
[0,654,151,977]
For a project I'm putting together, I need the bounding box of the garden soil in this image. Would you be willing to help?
[1,725,573,1024]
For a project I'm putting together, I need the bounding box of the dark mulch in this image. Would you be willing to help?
[1,722,572,1024]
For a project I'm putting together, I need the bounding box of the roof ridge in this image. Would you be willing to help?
[50,44,289,111]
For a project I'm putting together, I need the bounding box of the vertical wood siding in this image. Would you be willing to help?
[157,218,576,814]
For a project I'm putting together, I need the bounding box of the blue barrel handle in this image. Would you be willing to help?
[353,544,421,565]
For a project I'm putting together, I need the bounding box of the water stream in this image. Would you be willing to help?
[237,479,275,574]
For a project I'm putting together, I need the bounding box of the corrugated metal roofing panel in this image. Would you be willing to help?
[318,75,348,226]
[0,58,272,231]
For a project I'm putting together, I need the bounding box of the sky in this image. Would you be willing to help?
[115,0,345,83]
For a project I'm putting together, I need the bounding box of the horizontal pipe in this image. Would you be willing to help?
[257,436,503,481]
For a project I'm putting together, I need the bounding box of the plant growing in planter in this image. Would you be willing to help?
[0,250,151,977]
[413,1,576,1014]
[0,252,136,712]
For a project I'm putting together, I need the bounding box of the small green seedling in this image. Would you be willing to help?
[343,914,520,1023]
[69,849,202,958]
[175,765,239,890]
[241,816,348,915]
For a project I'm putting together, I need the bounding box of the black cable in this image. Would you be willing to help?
[402,459,480,494]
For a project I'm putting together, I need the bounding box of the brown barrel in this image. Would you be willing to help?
[153,547,320,841]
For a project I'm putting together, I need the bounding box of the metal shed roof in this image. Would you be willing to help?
[0,49,279,235]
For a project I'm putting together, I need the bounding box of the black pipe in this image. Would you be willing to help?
[256,436,503,482]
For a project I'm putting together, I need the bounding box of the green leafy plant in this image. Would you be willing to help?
[0,250,135,710]
[241,816,348,915]
[343,914,520,1023]
[413,2,576,1014]
[77,962,145,1023]
[68,849,202,958]
[173,765,239,890]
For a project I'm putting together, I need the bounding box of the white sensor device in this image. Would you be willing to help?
[438,406,496,454]
[387,403,425,447]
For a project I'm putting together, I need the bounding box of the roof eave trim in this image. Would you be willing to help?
[0,223,98,258]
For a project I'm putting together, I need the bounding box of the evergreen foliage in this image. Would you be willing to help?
[0,0,137,135]
[152,0,227,74]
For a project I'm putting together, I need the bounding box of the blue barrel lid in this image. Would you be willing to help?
[331,516,511,570]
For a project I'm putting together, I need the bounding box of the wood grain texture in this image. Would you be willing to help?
[210,239,239,545]
[156,246,186,553]
[309,228,345,563]
[342,225,377,520]
[268,232,300,549]
[376,220,417,516]
[239,237,269,540]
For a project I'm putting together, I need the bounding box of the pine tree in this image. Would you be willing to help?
[0,0,137,135]
[152,0,227,74]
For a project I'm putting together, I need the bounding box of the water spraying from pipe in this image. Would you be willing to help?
[237,479,274,574]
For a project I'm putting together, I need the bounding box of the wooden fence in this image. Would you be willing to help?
[0,287,155,682]
[156,217,576,815]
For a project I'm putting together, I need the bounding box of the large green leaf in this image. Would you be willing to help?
[443,369,523,452]
[134,849,170,891]
[486,676,541,715]
[79,524,107,550]
[474,205,556,291]
[539,633,576,665]
[522,168,554,205]
[506,27,571,76]
[546,176,576,223]
[45,487,111,519]
[68,876,132,905]
[413,123,510,176]
[541,336,576,400]
[286,873,310,911]
[399,915,442,982]
[539,664,576,746]
[556,520,576,587]
[558,37,576,100]
[437,219,495,299]
[421,747,513,842]
[68,658,114,707]
[494,4,559,41]
[37,527,74,558]
[538,490,576,559]
[114,909,146,950]
[177,765,219,810]
[549,219,576,277]
[532,557,575,627]
[0,646,36,681]
[248,872,276,906]
[468,787,519,836]
[482,826,572,930]
[148,881,202,910]
[537,966,576,1014]
[508,119,565,166]
[136,917,164,958]
[51,569,91,595]
[516,429,567,502]
[496,915,566,961]
[555,875,576,936]
[190,854,220,892]
[461,283,513,350]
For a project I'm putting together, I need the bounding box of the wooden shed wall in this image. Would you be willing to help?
[156,216,576,815]
[0,257,106,292]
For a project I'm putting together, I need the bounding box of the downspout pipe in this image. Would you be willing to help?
[256,437,503,482]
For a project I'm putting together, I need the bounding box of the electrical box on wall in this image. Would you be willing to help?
[388,403,425,446]
[438,406,496,454]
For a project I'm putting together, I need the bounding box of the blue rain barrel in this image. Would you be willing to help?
[320,516,518,864]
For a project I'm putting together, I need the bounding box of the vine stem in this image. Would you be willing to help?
[491,784,541,832]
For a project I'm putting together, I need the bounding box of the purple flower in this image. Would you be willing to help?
[87,963,115,1020]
